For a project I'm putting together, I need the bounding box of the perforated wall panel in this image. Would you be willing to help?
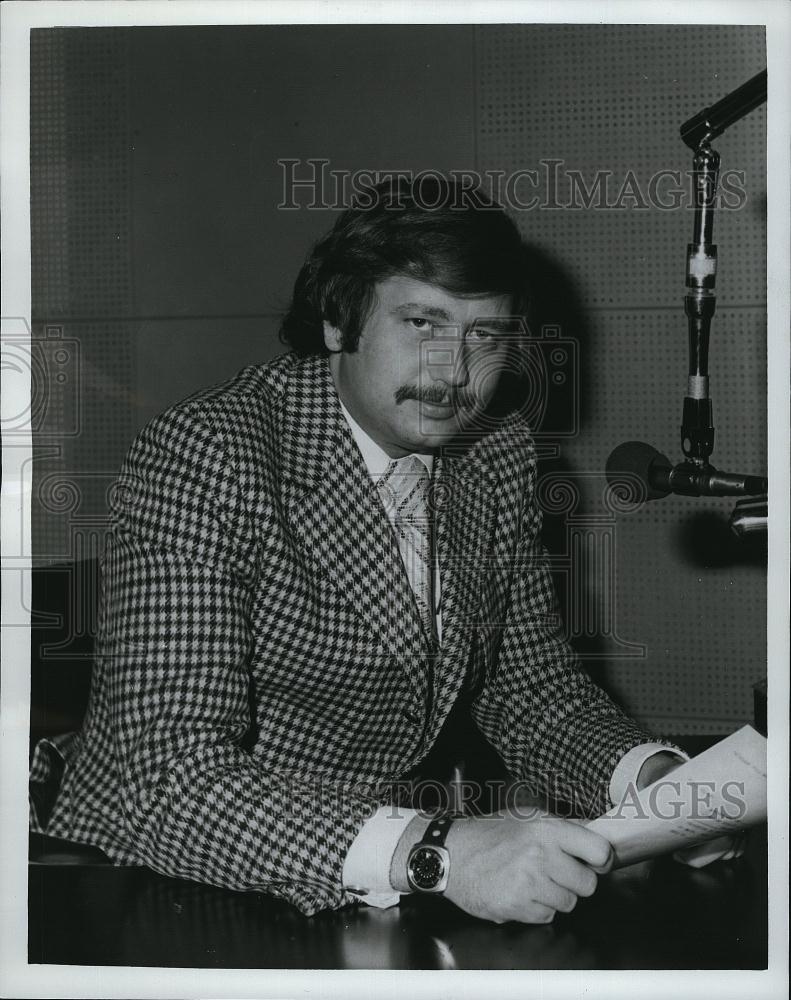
[30,29,135,564]
[476,24,766,309]
[476,25,767,733]
[31,31,69,319]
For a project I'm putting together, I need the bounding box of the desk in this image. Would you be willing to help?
[28,739,768,970]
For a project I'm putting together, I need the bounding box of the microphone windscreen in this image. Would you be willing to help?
[605,441,672,502]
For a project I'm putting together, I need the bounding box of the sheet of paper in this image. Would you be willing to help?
[587,725,767,867]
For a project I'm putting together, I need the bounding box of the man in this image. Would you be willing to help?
[29,177,736,923]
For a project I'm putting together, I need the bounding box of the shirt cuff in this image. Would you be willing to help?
[342,805,418,908]
[609,742,689,805]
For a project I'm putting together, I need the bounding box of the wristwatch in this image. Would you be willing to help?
[406,814,453,893]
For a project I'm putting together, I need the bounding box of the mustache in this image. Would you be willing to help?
[394,384,478,408]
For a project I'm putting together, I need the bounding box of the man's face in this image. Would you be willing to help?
[325,275,516,457]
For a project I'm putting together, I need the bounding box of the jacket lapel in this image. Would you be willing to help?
[429,447,498,729]
[279,357,431,702]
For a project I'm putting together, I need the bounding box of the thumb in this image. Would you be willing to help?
[591,842,616,875]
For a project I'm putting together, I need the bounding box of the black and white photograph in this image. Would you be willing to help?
[1,1,788,997]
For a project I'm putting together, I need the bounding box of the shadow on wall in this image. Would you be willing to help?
[491,243,766,714]
[492,243,611,655]
[675,510,766,569]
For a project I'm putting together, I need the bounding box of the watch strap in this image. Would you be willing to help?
[419,813,453,849]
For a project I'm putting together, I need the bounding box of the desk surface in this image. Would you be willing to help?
[28,831,767,970]
[28,737,768,970]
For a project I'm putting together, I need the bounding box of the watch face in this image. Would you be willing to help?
[408,846,446,890]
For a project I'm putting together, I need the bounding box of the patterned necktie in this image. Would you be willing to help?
[377,455,437,645]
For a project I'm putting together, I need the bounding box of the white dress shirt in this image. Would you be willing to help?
[337,401,686,907]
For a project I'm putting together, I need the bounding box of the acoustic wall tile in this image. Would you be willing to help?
[31,29,136,560]
[545,308,766,732]
[476,24,766,310]
[475,26,767,732]
[62,29,132,320]
[31,30,69,319]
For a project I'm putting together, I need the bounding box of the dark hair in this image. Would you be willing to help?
[279,175,531,355]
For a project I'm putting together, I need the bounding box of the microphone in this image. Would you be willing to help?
[605,441,768,502]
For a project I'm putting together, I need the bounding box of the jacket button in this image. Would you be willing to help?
[402,709,421,725]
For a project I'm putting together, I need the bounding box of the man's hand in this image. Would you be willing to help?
[392,812,614,924]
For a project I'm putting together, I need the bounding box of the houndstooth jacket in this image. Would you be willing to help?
[30,351,654,915]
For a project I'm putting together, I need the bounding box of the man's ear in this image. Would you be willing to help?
[323,320,343,353]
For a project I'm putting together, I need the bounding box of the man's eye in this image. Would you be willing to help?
[407,318,432,331]
[469,328,495,342]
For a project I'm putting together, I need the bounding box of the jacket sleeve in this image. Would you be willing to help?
[470,443,663,817]
[96,404,378,915]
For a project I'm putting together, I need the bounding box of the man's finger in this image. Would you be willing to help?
[672,833,745,868]
[555,822,614,871]
[545,852,599,897]
[589,849,615,875]
[520,902,556,924]
[534,878,578,914]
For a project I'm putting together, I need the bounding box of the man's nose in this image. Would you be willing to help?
[422,325,470,388]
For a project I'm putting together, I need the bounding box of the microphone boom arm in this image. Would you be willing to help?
[680,70,768,152]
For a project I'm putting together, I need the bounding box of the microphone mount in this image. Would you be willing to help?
[606,75,768,522]
[679,70,766,471]
[600,74,769,689]
[680,70,768,152]
[606,441,768,504]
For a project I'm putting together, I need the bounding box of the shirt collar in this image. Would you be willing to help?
[338,400,434,480]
